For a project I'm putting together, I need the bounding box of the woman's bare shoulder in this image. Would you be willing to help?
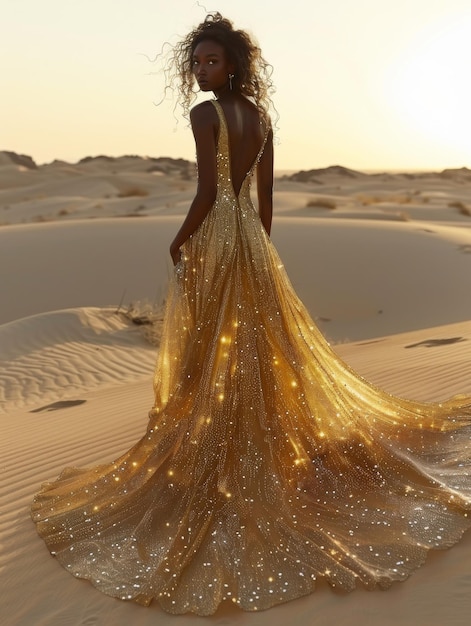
[190,100,218,125]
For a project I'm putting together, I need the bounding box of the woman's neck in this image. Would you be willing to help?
[213,85,240,101]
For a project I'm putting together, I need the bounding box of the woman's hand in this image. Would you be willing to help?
[170,241,182,266]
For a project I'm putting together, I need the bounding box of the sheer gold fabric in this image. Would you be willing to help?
[32,101,471,615]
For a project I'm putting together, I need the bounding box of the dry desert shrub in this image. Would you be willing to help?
[448,201,471,216]
[395,211,411,221]
[119,299,165,346]
[306,198,337,210]
[117,187,149,198]
[377,210,411,222]
[411,190,428,202]
[357,194,384,205]
[387,195,412,204]
[357,194,412,205]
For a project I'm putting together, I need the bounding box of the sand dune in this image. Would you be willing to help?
[1,150,471,624]
[1,216,470,342]
[1,151,471,226]
[0,307,156,414]
[2,309,471,625]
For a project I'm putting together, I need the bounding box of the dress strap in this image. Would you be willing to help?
[210,99,227,139]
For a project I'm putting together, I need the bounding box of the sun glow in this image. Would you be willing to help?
[2,1,470,169]
[385,13,471,155]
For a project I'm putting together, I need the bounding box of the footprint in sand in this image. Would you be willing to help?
[404,337,466,349]
[30,400,87,413]
[356,338,385,346]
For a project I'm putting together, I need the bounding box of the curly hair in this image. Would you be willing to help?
[163,12,275,124]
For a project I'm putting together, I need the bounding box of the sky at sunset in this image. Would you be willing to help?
[2,0,470,171]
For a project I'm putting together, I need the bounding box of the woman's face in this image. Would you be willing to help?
[192,40,233,92]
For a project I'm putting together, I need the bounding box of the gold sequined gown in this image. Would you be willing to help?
[32,101,471,615]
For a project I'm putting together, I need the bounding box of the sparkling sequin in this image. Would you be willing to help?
[31,100,471,615]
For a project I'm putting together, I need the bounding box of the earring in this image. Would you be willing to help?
[229,73,234,91]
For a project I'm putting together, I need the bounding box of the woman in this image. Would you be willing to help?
[32,13,471,615]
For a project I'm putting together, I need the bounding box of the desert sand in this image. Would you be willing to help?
[1,151,471,625]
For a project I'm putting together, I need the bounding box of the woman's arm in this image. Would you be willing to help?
[169,103,218,264]
[256,127,274,236]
